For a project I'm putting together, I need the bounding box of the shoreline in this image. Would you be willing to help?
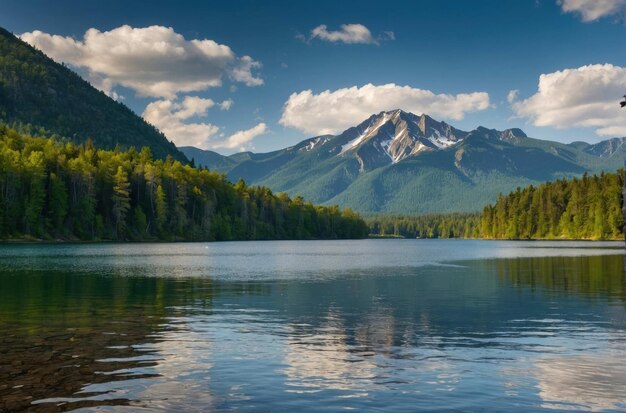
[1,237,623,244]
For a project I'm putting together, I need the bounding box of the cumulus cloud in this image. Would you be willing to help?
[143,97,219,148]
[558,0,626,21]
[311,23,376,44]
[230,55,264,86]
[308,24,392,45]
[507,89,520,104]
[279,83,491,135]
[174,96,216,119]
[219,99,234,110]
[213,123,268,150]
[510,64,626,136]
[21,25,262,98]
[143,96,264,150]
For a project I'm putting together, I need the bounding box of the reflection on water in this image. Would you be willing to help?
[494,254,626,299]
[282,311,378,395]
[0,241,625,412]
[535,354,626,412]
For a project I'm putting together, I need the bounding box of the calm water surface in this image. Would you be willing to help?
[1,240,625,412]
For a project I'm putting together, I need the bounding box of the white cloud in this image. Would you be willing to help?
[510,64,626,136]
[143,97,264,150]
[310,24,378,44]
[142,97,219,148]
[230,56,264,86]
[175,96,215,119]
[21,25,262,98]
[279,83,491,135]
[507,89,520,104]
[213,123,268,150]
[219,99,234,110]
[558,0,626,21]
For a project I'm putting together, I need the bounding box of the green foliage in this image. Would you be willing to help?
[47,172,68,235]
[370,170,625,240]
[23,150,45,235]
[0,128,369,241]
[367,213,481,239]
[481,171,624,240]
[0,27,186,162]
[155,184,167,235]
[112,166,131,239]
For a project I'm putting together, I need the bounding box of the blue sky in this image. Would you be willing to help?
[2,0,626,153]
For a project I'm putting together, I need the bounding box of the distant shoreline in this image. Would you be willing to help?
[1,236,623,244]
[368,235,624,241]
[0,236,370,244]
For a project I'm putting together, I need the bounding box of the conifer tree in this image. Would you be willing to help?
[112,166,131,239]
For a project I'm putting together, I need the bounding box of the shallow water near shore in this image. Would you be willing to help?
[1,239,625,412]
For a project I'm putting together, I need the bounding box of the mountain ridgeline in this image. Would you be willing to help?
[0,126,369,241]
[368,170,624,240]
[0,27,186,162]
[183,110,626,214]
[2,22,624,232]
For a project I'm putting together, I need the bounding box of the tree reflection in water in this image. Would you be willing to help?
[1,251,625,412]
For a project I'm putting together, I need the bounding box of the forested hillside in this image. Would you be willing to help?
[0,126,369,241]
[481,171,623,240]
[0,27,186,162]
[369,170,624,240]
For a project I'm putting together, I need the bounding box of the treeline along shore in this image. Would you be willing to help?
[0,126,369,241]
[2,124,622,243]
[368,170,624,241]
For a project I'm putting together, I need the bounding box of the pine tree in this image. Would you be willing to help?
[112,166,131,239]
[155,184,167,236]
[47,172,68,235]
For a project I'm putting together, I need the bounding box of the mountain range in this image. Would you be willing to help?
[182,109,626,214]
[1,25,623,215]
[0,27,186,162]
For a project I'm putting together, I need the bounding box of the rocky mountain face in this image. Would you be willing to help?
[182,110,626,214]
[329,110,468,171]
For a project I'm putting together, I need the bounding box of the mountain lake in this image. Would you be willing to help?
[1,239,625,412]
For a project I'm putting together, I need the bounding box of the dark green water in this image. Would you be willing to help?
[1,240,625,412]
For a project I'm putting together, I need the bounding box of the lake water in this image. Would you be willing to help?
[1,240,626,412]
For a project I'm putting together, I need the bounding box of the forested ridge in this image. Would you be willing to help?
[368,170,624,240]
[0,126,369,241]
[0,27,186,162]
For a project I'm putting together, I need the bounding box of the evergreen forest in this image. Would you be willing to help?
[368,170,624,240]
[0,126,369,241]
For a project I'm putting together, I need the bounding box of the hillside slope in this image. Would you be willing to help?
[182,110,626,214]
[0,27,186,162]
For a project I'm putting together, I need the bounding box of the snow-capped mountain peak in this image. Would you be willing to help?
[336,110,468,167]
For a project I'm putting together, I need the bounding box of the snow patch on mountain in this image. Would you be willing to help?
[301,136,331,152]
[340,112,390,154]
[428,129,458,149]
